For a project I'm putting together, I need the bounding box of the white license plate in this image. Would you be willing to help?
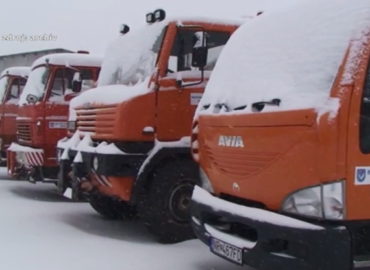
[210,237,242,264]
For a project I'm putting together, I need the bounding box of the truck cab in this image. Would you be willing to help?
[190,1,370,270]
[57,10,244,243]
[0,67,29,164]
[7,52,102,184]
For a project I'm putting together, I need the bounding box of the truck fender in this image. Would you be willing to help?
[130,146,192,204]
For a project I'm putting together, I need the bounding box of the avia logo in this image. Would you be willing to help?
[218,136,244,147]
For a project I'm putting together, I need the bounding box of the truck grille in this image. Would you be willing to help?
[75,104,116,138]
[17,123,32,143]
[205,145,280,178]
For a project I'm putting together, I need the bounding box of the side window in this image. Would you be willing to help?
[9,77,27,99]
[166,30,230,75]
[359,60,370,154]
[50,68,96,97]
[51,69,69,97]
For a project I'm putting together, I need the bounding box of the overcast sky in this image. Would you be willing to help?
[0,0,294,56]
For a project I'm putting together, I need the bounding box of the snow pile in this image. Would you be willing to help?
[97,21,165,87]
[8,142,43,153]
[196,0,370,119]
[31,53,102,70]
[0,67,30,78]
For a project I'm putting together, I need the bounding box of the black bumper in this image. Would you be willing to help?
[191,194,353,270]
[59,147,147,177]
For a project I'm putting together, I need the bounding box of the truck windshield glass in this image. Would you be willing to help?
[9,77,27,99]
[97,24,167,87]
[18,66,49,105]
[0,76,9,102]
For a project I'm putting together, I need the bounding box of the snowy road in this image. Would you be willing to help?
[0,168,249,270]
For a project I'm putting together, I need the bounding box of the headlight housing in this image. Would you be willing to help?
[199,166,214,193]
[67,121,76,132]
[281,180,345,220]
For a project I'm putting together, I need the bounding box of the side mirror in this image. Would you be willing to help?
[26,94,38,104]
[72,72,82,93]
[192,31,208,69]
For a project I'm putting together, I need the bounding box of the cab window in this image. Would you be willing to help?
[166,30,230,74]
[9,77,27,100]
[50,68,96,98]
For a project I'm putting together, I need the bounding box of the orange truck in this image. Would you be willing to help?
[0,67,30,165]
[7,52,102,185]
[190,1,370,270]
[57,9,245,243]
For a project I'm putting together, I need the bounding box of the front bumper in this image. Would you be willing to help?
[57,135,147,177]
[191,186,353,270]
[7,142,44,167]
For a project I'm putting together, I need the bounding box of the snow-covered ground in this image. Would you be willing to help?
[0,168,248,270]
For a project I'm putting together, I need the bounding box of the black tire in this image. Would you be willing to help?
[89,193,137,220]
[138,158,200,244]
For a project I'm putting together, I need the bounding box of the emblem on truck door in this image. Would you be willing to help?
[218,136,244,147]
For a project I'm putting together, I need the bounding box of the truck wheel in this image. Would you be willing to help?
[89,193,137,220]
[138,159,199,244]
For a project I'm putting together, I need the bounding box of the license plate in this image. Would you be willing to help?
[210,237,242,265]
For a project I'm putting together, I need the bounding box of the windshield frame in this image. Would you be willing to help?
[0,76,10,103]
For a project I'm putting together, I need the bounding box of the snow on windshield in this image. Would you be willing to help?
[196,0,370,118]
[0,76,9,102]
[18,66,49,105]
[97,22,166,87]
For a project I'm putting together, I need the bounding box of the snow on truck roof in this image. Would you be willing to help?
[196,0,370,119]
[0,66,30,77]
[31,53,103,69]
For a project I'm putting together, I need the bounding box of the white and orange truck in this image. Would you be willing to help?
[7,52,102,185]
[190,0,370,269]
[56,9,252,243]
[0,67,30,165]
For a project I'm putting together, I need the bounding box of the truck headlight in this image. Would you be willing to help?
[93,156,99,171]
[199,167,214,193]
[281,180,345,220]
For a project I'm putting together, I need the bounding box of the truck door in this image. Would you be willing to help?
[156,29,231,141]
[347,49,370,220]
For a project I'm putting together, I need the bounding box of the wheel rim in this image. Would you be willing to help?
[168,181,194,223]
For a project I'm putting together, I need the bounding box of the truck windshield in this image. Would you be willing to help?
[97,23,166,87]
[18,66,49,105]
[0,76,9,102]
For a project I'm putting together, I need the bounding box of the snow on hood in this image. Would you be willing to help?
[196,0,370,119]
[0,67,30,77]
[68,77,152,121]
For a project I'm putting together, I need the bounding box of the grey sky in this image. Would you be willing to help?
[0,0,293,56]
